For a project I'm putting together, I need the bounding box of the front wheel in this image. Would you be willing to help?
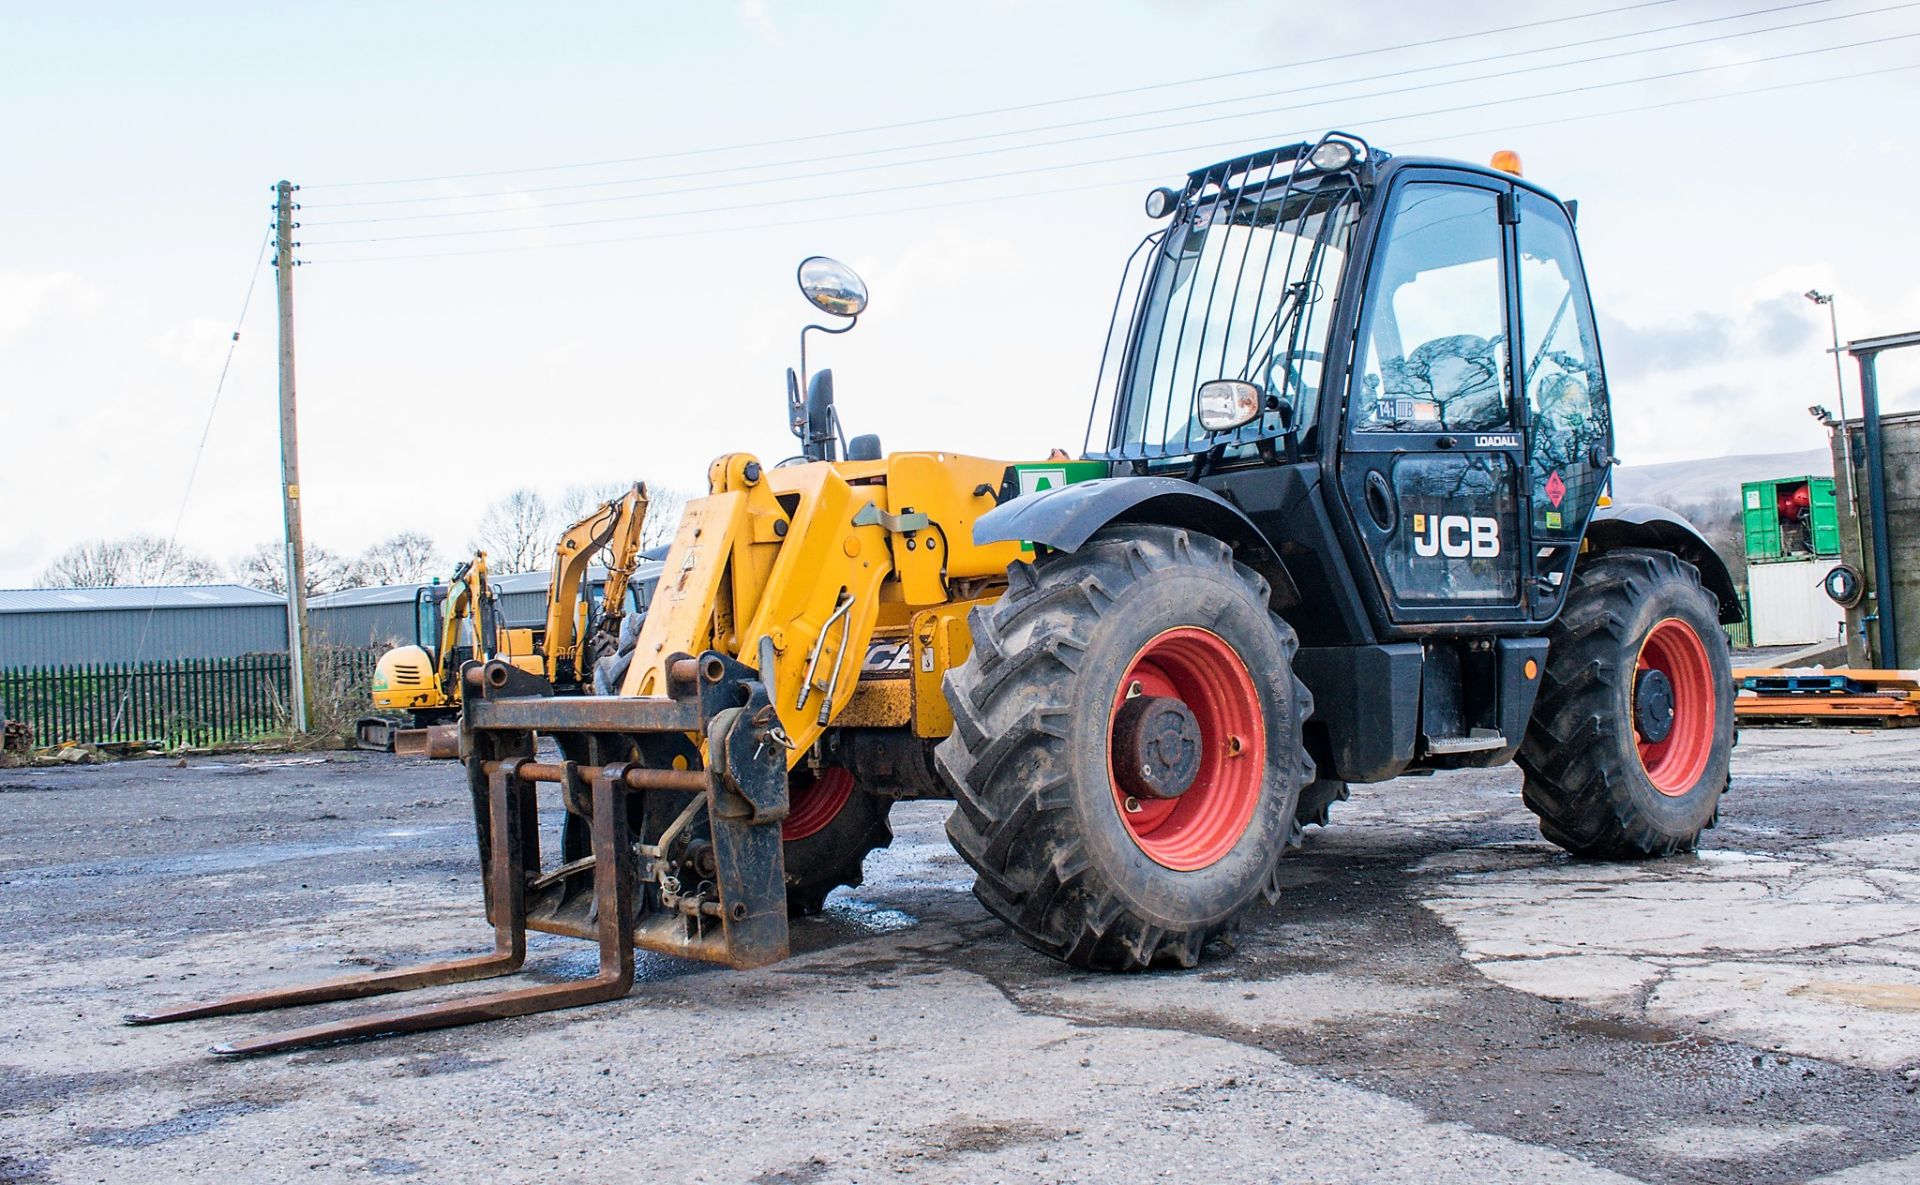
[1518,548,1734,858]
[783,767,893,915]
[938,526,1313,970]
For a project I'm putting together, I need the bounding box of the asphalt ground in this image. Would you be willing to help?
[3,727,1918,1184]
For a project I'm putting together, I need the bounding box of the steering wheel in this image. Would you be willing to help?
[1264,349,1325,429]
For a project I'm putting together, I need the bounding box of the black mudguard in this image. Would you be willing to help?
[974,476,1300,607]
[1585,501,1743,624]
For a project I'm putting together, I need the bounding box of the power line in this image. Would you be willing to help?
[304,0,1848,221]
[109,228,273,735]
[305,0,1683,190]
[313,58,1919,266]
[162,226,274,553]
[304,28,1920,248]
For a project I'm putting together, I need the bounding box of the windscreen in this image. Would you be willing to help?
[1092,174,1359,461]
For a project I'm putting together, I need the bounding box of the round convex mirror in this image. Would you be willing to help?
[797,256,868,317]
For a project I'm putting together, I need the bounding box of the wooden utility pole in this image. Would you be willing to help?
[274,180,311,732]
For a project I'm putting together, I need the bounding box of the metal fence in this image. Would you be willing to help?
[0,649,379,749]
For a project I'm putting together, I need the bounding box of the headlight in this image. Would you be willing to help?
[1144,186,1181,219]
[1196,380,1262,432]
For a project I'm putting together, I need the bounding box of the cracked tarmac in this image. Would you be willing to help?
[1,727,1917,1183]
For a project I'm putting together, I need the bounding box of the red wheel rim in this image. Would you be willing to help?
[1106,627,1265,871]
[784,767,853,841]
[1635,617,1715,796]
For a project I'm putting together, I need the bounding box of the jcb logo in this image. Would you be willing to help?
[1412,514,1500,559]
[861,640,914,679]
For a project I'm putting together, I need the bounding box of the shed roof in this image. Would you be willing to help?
[308,583,419,609]
[307,562,662,609]
[0,584,283,613]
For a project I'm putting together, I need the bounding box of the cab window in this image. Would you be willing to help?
[1516,190,1609,537]
[1352,184,1512,433]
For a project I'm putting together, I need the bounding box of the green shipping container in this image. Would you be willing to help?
[1741,475,1839,562]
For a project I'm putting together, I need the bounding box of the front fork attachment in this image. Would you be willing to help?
[126,662,793,1058]
[126,757,637,1057]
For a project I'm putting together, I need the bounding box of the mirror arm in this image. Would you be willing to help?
[798,316,859,401]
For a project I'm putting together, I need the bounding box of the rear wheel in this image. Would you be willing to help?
[938,526,1313,970]
[1518,548,1734,858]
[783,766,893,915]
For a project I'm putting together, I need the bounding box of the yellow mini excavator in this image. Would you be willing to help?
[356,484,652,752]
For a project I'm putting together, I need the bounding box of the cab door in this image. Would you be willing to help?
[1337,170,1529,628]
[1512,188,1613,619]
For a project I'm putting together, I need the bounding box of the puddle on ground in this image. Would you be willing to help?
[540,939,708,986]
[821,897,919,934]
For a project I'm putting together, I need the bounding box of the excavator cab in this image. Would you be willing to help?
[413,578,496,673]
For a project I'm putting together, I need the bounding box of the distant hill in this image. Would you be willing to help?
[1610,448,1831,514]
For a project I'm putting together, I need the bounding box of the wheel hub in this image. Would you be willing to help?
[1635,667,1676,744]
[1111,694,1202,800]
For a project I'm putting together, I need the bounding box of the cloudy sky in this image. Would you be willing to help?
[3,0,1917,587]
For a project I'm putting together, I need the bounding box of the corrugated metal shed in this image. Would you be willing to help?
[486,564,663,628]
[0,584,287,668]
[306,562,664,652]
[307,583,419,649]
[493,570,554,630]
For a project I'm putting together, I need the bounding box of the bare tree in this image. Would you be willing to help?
[353,531,442,587]
[471,489,553,574]
[1672,498,1748,594]
[640,488,688,551]
[557,481,688,553]
[557,482,635,525]
[308,545,362,595]
[231,541,361,597]
[37,534,222,588]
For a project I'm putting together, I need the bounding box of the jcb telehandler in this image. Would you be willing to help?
[134,134,1738,1054]
[355,484,653,752]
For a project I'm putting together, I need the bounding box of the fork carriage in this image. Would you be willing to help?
[130,652,796,1056]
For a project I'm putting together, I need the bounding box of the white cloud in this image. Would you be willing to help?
[739,0,777,42]
[0,270,104,345]
[148,315,237,371]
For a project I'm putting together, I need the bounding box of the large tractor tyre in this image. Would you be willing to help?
[1517,548,1735,859]
[1290,777,1350,849]
[783,766,894,916]
[591,610,647,696]
[937,525,1314,971]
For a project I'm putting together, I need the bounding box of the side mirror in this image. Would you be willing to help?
[798,256,868,318]
[1196,380,1261,432]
